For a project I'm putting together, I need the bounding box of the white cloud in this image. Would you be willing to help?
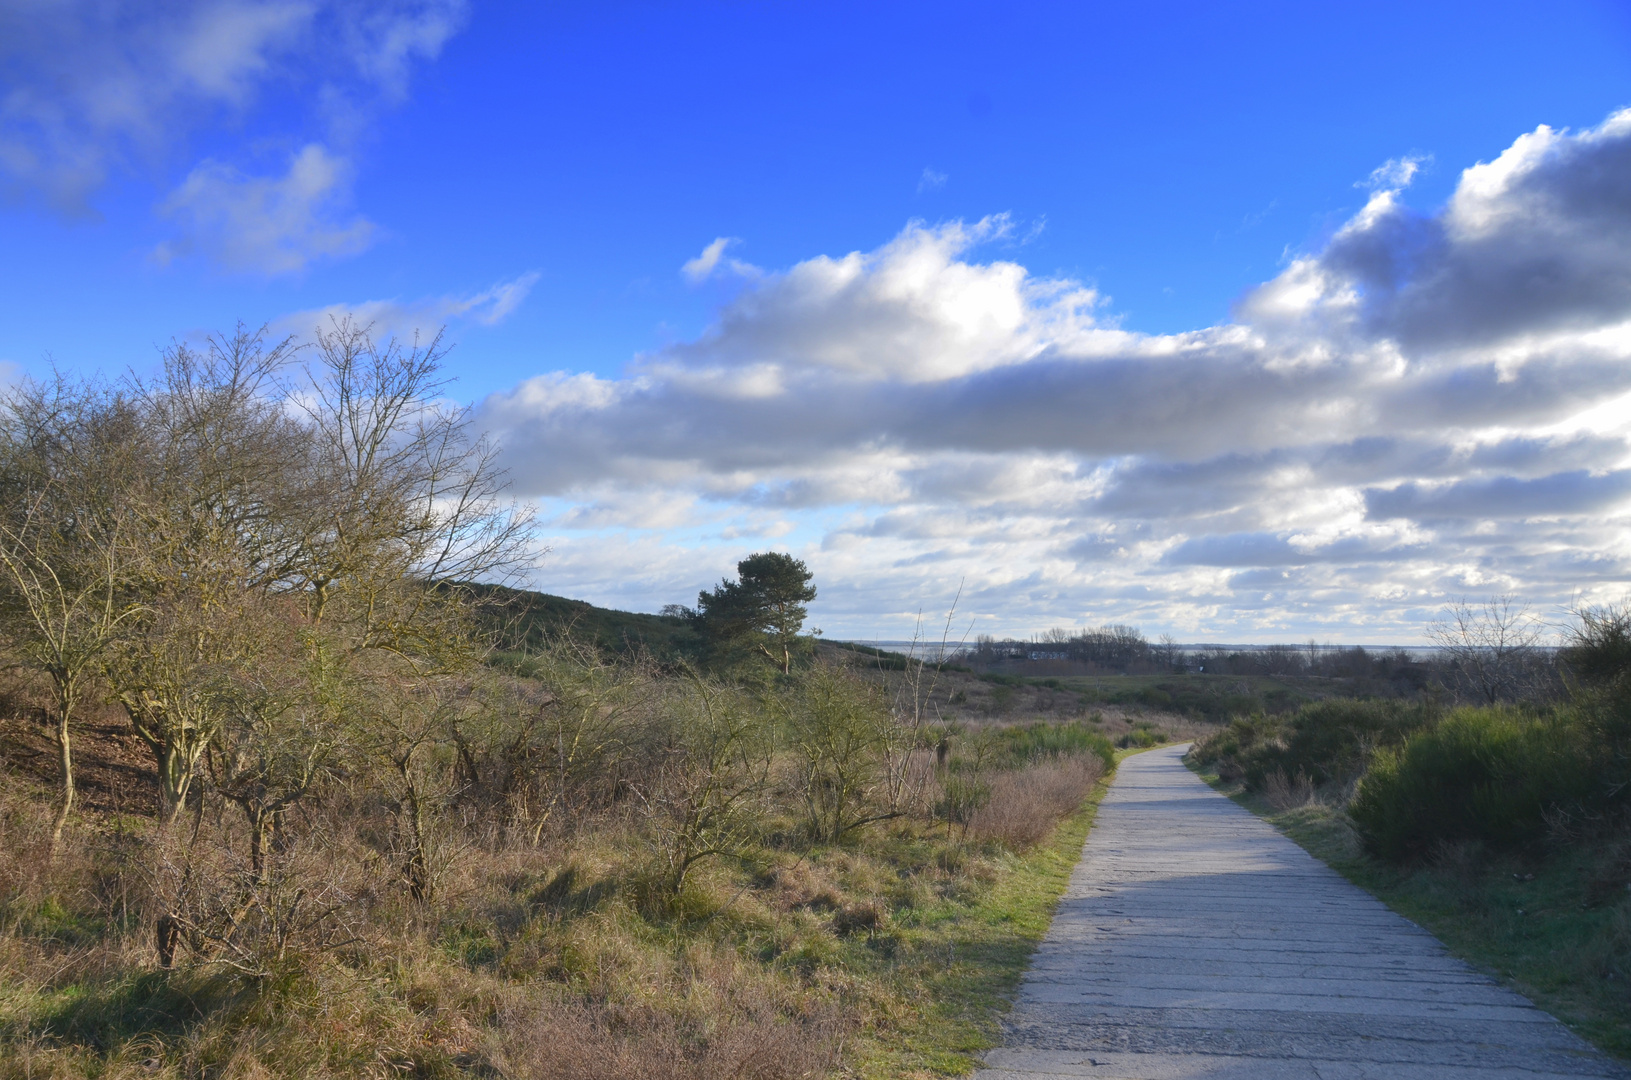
[0,0,466,265]
[340,0,467,99]
[156,144,375,274]
[272,270,541,340]
[0,0,311,209]
[1360,154,1429,191]
[682,237,761,283]
[918,167,948,192]
[487,112,1631,640]
[455,271,541,325]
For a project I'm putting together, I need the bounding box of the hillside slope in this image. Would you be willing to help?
[466,582,705,660]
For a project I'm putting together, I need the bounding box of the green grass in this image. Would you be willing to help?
[466,581,705,661]
[845,750,1130,1078]
[846,778,1106,1075]
[1188,759,1631,1061]
[983,672,1320,722]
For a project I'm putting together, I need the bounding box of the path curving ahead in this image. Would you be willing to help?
[976,743,1630,1080]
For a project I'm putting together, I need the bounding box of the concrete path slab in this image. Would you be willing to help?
[975,743,1629,1080]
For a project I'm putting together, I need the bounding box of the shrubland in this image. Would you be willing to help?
[0,324,1118,1079]
[1188,602,1631,1056]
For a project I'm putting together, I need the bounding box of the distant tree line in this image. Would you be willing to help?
[957,599,1572,706]
[964,625,1158,671]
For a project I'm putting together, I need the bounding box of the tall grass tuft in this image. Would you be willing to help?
[985,721,1115,771]
[1261,768,1316,812]
[968,756,1105,851]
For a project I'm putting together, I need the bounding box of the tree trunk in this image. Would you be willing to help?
[155,914,181,968]
[48,707,74,854]
[249,808,268,882]
[399,757,433,902]
[153,738,196,826]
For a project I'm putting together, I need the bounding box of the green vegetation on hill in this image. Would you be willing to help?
[468,582,705,661]
[974,671,1319,723]
[1071,673,1315,720]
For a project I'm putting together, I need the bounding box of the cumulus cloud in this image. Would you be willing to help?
[1246,111,1631,350]
[488,112,1631,639]
[0,0,465,268]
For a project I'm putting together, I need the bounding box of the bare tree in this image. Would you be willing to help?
[93,322,527,821]
[210,614,347,882]
[642,672,772,897]
[787,662,894,842]
[104,328,306,822]
[291,317,532,659]
[0,318,529,856]
[363,675,479,903]
[1561,600,1631,694]
[516,639,655,844]
[110,579,280,824]
[0,378,146,851]
[1427,596,1549,704]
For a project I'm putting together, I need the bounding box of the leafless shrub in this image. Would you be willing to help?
[1262,768,1316,812]
[881,587,969,818]
[638,675,773,898]
[967,756,1102,850]
[504,642,666,843]
[148,824,366,976]
[786,662,894,843]
[897,747,939,817]
[1428,596,1552,705]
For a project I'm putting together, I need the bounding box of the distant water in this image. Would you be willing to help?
[836,639,1443,659]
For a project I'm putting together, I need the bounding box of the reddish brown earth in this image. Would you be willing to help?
[0,700,158,815]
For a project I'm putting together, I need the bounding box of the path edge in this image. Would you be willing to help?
[1182,749,1631,1065]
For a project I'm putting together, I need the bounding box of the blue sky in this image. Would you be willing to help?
[4,0,1631,641]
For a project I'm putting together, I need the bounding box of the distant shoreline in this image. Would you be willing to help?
[835,639,1455,658]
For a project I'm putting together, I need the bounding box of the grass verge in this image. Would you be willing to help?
[1187,759,1631,1061]
[846,758,1117,1077]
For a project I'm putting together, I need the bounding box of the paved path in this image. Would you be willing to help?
[976,743,1630,1080]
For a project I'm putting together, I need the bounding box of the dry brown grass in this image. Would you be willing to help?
[490,990,836,1080]
[1261,767,1317,812]
[967,757,1104,851]
[0,668,1117,1080]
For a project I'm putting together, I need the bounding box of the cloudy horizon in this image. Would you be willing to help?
[475,113,1631,642]
[4,2,1629,643]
